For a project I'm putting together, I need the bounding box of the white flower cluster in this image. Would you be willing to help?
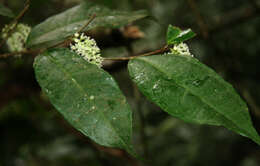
[1,23,31,57]
[70,33,103,68]
[170,42,193,57]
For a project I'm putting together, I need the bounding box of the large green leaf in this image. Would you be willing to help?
[0,4,14,18]
[34,48,134,154]
[128,54,260,145]
[26,2,148,49]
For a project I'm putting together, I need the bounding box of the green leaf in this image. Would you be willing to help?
[26,2,148,49]
[128,54,260,145]
[167,25,196,45]
[0,4,14,18]
[34,48,134,154]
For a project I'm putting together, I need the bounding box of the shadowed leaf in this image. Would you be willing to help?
[26,2,148,49]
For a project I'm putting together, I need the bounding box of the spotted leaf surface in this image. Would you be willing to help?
[128,54,260,145]
[26,2,148,48]
[34,48,134,154]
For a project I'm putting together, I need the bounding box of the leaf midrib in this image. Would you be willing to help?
[45,53,129,149]
[135,57,253,138]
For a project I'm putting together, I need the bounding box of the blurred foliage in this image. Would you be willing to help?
[0,0,260,166]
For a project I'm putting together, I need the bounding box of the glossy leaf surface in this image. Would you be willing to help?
[34,48,134,154]
[26,2,148,48]
[167,25,196,44]
[128,54,260,145]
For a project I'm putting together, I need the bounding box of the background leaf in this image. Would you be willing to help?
[26,2,148,49]
[0,3,14,18]
[167,25,196,44]
[128,54,260,145]
[34,48,134,154]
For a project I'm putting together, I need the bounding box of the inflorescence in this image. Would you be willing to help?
[70,33,103,68]
[170,42,193,57]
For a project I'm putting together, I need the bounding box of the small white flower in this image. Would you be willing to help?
[1,23,31,57]
[70,33,103,67]
[170,42,193,57]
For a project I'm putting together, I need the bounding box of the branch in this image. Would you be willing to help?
[0,12,167,62]
[78,13,96,33]
[0,14,96,59]
[16,0,30,21]
[0,49,39,58]
[104,45,169,61]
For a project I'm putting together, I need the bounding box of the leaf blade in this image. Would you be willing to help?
[34,48,134,154]
[0,3,14,18]
[128,54,260,145]
[167,25,196,44]
[166,25,182,45]
[26,2,148,48]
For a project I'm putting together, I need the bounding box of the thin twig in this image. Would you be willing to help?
[104,45,169,61]
[0,0,30,48]
[78,13,96,33]
[48,14,97,49]
[0,49,38,58]
[16,0,30,21]
[25,0,30,6]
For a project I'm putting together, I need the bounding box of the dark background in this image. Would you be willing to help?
[0,0,260,165]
